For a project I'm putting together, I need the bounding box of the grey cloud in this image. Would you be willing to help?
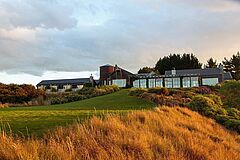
[0,0,77,30]
[0,0,240,76]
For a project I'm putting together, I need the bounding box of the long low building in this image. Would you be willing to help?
[132,67,232,88]
[37,64,233,92]
[37,76,96,92]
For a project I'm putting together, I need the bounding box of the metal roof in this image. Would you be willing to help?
[224,72,233,80]
[37,78,91,86]
[165,68,223,76]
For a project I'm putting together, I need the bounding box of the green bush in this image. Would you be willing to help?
[49,85,119,105]
[65,88,72,92]
[223,119,240,133]
[50,88,57,92]
[226,108,240,119]
[188,95,220,117]
[148,87,169,96]
[220,80,240,109]
[205,94,223,106]
[93,88,107,96]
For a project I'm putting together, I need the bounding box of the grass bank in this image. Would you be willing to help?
[0,107,239,160]
[0,90,156,137]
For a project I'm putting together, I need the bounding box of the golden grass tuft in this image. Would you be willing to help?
[0,107,239,160]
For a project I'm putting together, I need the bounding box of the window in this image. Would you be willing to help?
[183,77,191,88]
[191,77,199,87]
[202,78,219,86]
[172,78,180,88]
[156,78,163,87]
[149,79,156,88]
[133,80,140,88]
[139,79,147,88]
[165,78,173,88]
[63,85,72,90]
[112,79,127,88]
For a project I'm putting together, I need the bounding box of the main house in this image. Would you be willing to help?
[37,64,233,91]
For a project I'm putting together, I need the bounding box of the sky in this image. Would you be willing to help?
[0,0,240,85]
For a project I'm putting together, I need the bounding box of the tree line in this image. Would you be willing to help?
[0,83,45,104]
[138,52,240,80]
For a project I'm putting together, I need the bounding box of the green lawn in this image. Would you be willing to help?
[0,90,156,137]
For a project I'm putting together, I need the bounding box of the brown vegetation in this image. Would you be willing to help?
[0,107,239,160]
[0,83,45,105]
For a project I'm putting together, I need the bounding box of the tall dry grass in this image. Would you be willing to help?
[0,107,239,160]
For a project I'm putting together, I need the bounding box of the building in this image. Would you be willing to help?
[99,64,135,88]
[132,67,233,88]
[37,76,95,92]
[37,64,233,91]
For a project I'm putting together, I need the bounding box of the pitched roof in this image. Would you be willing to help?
[110,66,135,77]
[37,78,91,86]
[224,72,233,80]
[165,68,223,76]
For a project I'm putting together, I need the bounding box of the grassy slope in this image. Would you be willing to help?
[0,107,239,160]
[0,90,156,136]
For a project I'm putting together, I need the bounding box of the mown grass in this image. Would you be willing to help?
[0,107,239,160]
[0,90,156,137]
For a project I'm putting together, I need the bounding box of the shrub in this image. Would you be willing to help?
[93,88,107,96]
[77,87,95,95]
[65,88,72,92]
[181,91,196,99]
[226,108,240,119]
[50,97,68,105]
[188,95,219,117]
[196,86,213,94]
[51,88,57,92]
[49,85,120,105]
[148,87,169,96]
[220,80,240,109]
[205,94,223,106]
[140,92,156,102]
[66,94,87,102]
[223,119,240,133]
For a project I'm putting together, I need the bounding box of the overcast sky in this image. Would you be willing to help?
[0,0,240,85]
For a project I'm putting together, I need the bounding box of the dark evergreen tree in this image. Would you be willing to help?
[223,52,240,80]
[155,53,202,74]
[206,58,218,68]
[138,67,154,74]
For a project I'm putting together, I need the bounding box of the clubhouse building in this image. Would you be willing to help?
[37,64,233,91]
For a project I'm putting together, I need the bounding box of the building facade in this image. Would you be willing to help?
[37,76,95,92]
[37,64,233,91]
[132,67,233,88]
[99,64,135,88]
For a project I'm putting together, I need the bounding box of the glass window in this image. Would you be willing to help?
[183,77,191,88]
[149,79,156,88]
[165,78,173,88]
[156,78,163,87]
[191,77,199,87]
[133,80,140,88]
[173,78,181,88]
[112,79,127,88]
[139,79,147,88]
[202,78,219,86]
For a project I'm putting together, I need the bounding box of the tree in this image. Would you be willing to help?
[155,53,202,74]
[138,67,154,74]
[206,58,218,68]
[222,52,240,80]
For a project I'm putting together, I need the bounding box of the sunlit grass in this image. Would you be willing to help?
[0,107,239,160]
[0,89,156,136]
